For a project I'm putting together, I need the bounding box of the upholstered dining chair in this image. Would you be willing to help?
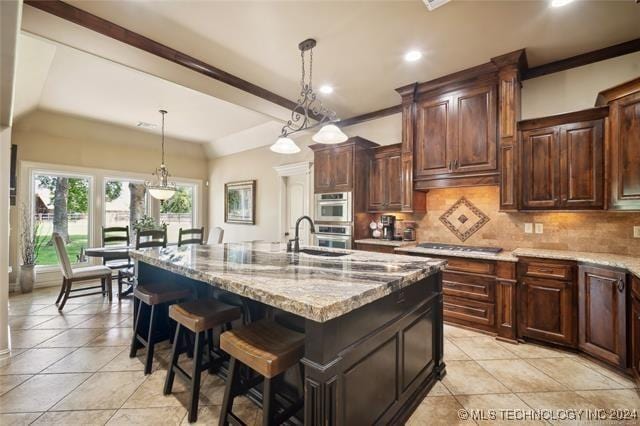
[178,227,205,247]
[207,226,224,244]
[52,232,113,310]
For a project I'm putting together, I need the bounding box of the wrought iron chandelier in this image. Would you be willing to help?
[270,38,347,154]
[145,109,177,200]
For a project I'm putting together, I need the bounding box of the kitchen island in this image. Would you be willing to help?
[130,242,446,425]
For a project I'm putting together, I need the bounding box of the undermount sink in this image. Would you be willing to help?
[298,248,349,257]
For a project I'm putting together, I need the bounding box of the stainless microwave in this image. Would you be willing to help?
[314,192,352,222]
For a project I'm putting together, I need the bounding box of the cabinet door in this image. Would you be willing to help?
[314,149,333,192]
[560,120,604,209]
[386,153,402,210]
[453,85,497,173]
[368,156,385,211]
[632,295,640,379]
[521,127,560,209]
[518,276,575,346]
[578,266,627,367]
[332,145,353,191]
[415,95,454,177]
[609,91,640,210]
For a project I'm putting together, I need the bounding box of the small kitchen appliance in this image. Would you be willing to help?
[403,221,416,241]
[381,215,396,241]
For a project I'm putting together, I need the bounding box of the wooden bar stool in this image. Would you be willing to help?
[219,319,305,426]
[164,299,242,423]
[129,282,192,374]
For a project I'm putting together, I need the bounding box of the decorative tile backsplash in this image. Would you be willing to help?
[410,186,640,256]
[439,197,490,242]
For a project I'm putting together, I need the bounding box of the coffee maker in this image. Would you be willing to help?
[381,215,396,241]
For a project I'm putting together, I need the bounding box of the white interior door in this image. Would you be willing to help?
[285,174,308,244]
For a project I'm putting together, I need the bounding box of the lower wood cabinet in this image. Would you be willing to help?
[517,258,577,347]
[578,265,627,368]
[631,276,640,381]
[354,242,396,254]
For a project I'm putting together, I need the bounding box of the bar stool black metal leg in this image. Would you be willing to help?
[188,331,204,423]
[164,324,183,396]
[207,329,215,373]
[219,357,237,426]
[144,305,157,375]
[262,376,274,426]
[129,301,145,358]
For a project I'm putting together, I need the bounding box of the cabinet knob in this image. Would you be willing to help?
[618,279,625,293]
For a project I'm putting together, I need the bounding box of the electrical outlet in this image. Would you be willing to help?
[535,223,544,234]
[524,223,533,234]
[634,226,640,238]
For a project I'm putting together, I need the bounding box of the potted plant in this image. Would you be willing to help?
[19,204,46,293]
[132,215,166,232]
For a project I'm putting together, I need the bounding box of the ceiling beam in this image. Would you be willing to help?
[23,0,322,119]
[339,104,402,128]
[523,38,640,80]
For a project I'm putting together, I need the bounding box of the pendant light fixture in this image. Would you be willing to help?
[145,109,177,201]
[270,38,347,154]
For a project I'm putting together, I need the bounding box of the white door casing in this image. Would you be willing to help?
[273,161,313,244]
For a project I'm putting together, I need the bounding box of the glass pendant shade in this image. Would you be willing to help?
[270,137,301,154]
[312,124,348,144]
[148,186,177,201]
[145,110,177,200]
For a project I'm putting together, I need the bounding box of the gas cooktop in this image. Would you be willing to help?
[417,242,503,254]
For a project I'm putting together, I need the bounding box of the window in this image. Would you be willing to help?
[160,184,195,243]
[104,178,148,232]
[33,172,91,266]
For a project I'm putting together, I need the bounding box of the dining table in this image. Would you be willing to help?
[85,245,134,297]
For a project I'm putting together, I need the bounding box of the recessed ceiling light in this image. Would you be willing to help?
[319,85,334,95]
[551,0,574,7]
[404,50,422,62]
[136,121,157,129]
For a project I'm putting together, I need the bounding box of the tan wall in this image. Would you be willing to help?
[370,187,640,256]
[9,110,209,282]
[521,51,640,119]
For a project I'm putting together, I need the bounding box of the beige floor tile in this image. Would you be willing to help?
[0,373,90,413]
[37,328,105,348]
[9,329,62,349]
[53,371,147,410]
[0,348,76,375]
[100,350,149,372]
[27,305,82,315]
[450,337,519,360]
[527,358,627,390]
[576,389,640,410]
[444,324,486,338]
[427,380,451,396]
[477,359,566,392]
[516,390,600,425]
[0,412,43,425]
[181,399,261,425]
[107,407,186,425]
[33,409,116,425]
[9,315,58,330]
[455,393,545,425]
[32,315,97,330]
[8,304,49,315]
[442,361,510,395]
[74,313,131,329]
[122,369,188,409]
[573,356,637,389]
[43,347,125,373]
[72,303,132,315]
[407,395,474,425]
[445,338,471,361]
[86,327,133,347]
[495,341,575,359]
[0,375,32,396]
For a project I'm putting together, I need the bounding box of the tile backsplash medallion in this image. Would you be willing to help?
[405,186,640,255]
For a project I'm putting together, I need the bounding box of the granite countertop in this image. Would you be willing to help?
[395,246,518,262]
[512,248,640,279]
[354,238,417,248]
[130,242,446,323]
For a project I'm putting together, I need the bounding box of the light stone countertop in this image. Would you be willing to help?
[354,238,417,248]
[130,242,446,323]
[395,246,518,262]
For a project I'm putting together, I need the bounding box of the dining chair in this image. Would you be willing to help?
[101,226,132,272]
[136,228,167,249]
[52,232,113,310]
[207,227,224,244]
[178,227,205,247]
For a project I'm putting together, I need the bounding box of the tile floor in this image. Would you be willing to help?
[1,286,639,425]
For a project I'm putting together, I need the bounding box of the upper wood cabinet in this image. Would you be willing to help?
[414,84,498,188]
[597,77,640,211]
[518,108,606,210]
[311,137,376,194]
[368,145,402,212]
[578,265,627,368]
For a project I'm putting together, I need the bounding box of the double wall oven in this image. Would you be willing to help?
[314,192,353,249]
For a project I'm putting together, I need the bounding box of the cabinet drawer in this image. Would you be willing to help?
[443,271,495,302]
[444,295,495,330]
[523,261,573,280]
[354,243,395,255]
[446,257,496,275]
